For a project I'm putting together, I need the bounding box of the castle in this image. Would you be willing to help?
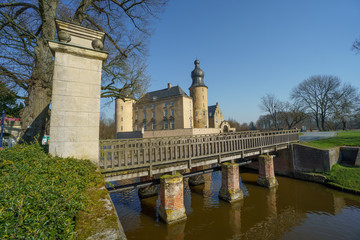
[115,60,234,138]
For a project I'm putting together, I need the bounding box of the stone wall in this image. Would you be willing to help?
[141,128,220,138]
[340,147,359,166]
[246,144,342,175]
[292,144,340,172]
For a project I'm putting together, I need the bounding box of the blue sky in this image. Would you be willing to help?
[103,0,360,123]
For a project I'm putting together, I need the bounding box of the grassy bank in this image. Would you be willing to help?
[325,164,360,192]
[0,144,107,239]
[302,130,360,149]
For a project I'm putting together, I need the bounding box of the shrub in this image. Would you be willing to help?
[0,143,97,239]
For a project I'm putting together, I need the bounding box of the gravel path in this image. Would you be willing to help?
[299,131,337,142]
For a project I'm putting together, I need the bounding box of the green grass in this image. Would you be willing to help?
[302,130,360,149]
[0,143,99,239]
[325,164,360,192]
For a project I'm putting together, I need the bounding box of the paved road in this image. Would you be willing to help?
[299,131,337,142]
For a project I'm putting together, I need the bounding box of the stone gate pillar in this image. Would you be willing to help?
[159,173,187,224]
[48,19,108,163]
[219,162,243,203]
[257,155,278,188]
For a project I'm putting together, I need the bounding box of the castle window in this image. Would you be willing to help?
[144,112,146,119]
[121,126,123,130]
[170,101,174,107]
[164,120,168,130]
[164,102,167,108]
[143,106,146,111]
[136,107,138,112]
[164,110,167,117]
[196,111,198,116]
[202,88,204,92]
[152,112,155,118]
[170,119,174,129]
[143,123,147,130]
[171,109,174,116]
[152,122,155,130]
[202,96,204,100]
[152,104,155,109]
[121,117,123,122]
[121,106,123,110]
[136,114,138,120]
[135,124,138,130]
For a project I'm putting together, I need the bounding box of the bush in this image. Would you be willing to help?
[326,164,360,191]
[0,144,98,239]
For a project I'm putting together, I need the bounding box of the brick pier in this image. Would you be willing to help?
[159,173,187,224]
[219,163,243,203]
[257,155,278,188]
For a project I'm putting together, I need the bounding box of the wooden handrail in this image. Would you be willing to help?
[99,130,300,172]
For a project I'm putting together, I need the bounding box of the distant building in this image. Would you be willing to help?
[208,102,223,129]
[133,84,193,131]
[116,60,234,138]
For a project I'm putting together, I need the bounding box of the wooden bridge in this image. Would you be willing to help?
[99,130,299,181]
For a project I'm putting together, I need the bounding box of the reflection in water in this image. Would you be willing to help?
[111,171,360,240]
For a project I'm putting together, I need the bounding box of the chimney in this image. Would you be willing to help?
[168,83,172,89]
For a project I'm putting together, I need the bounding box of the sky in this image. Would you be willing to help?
[103,0,360,123]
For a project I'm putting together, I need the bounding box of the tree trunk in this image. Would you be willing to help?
[342,119,347,131]
[315,114,321,131]
[20,0,57,143]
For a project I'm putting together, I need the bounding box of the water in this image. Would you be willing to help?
[111,171,360,240]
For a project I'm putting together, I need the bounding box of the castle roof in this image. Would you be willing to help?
[141,85,189,101]
[208,102,219,118]
[190,59,207,88]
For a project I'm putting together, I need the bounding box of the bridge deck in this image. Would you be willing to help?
[99,130,299,181]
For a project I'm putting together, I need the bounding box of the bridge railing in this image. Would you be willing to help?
[99,130,299,172]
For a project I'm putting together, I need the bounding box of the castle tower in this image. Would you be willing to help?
[189,59,208,128]
[115,98,134,132]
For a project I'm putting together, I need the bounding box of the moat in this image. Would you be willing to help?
[111,171,360,240]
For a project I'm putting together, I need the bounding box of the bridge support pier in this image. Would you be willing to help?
[159,173,187,224]
[257,155,278,188]
[188,166,205,186]
[219,163,243,203]
[138,176,158,199]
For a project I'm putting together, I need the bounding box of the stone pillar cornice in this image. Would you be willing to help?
[48,41,108,61]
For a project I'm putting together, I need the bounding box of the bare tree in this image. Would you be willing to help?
[278,101,307,129]
[99,113,115,140]
[332,84,360,130]
[291,75,342,131]
[259,94,281,129]
[0,0,167,142]
[256,114,273,130]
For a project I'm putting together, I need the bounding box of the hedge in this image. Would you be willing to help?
[0,144,97,239]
